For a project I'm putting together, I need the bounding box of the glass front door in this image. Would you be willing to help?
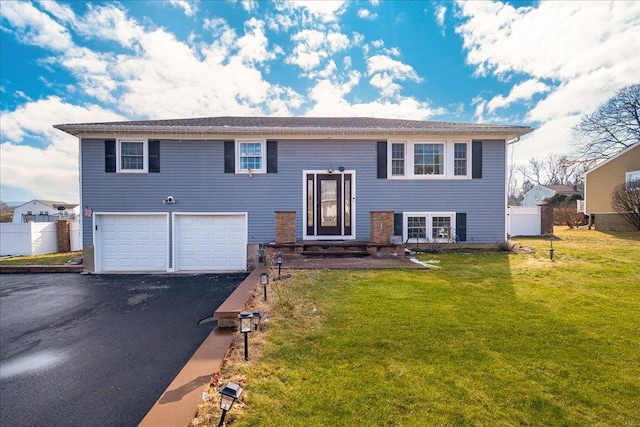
[305,172,354,238]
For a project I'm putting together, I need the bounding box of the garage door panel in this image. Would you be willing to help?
[98,215,167,272]
[175,214,247,271]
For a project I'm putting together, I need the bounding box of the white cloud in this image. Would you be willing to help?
[1,1,74,51]
[286,29,350,71]
[434,5,446,34]
[0,97,126,202]
[75,3,143,46]
[241,0,257,13]
[357,9,378,20]
[456,0,640,159]
[168,0,198,17]
[287,0,347,23]
[366,54,422,97]
[237,18,281,64]
[487,78,550,113]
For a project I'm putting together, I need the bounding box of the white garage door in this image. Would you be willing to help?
[174,214,247,271]
[98,214,168,272]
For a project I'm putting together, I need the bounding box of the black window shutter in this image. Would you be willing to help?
[394,213,403,237]
[377,141,387,179]
[105,139,116,173]
[472,141,483,179]
[267,140,277,173]
[224,140,235,173]
[148,140,160,173]
[456,213,467,242]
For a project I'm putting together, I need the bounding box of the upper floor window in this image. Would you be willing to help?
[387,140,470,179]
[117,139,148,173]
[391,143,405,176]
[237,140,266,174]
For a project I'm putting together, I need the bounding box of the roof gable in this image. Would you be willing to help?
[584,142,640,176]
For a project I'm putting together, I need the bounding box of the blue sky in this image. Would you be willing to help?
[1,0,639,203]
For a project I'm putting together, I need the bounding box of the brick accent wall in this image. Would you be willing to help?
[275,211,296,244]
[541,203,554,235]
[370,211,394,244]
[56,220,73,252]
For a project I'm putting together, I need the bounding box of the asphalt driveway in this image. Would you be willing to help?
[0,273,246,426]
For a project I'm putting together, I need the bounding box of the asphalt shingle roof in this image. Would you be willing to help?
[54,116,533,138]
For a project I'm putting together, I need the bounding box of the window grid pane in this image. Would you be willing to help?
[121,142,144,170]
[454,143,467,176]
[407,216,426,240]
[414,144,444,175]
[239,142,262,170]
[391,143,405,176]
[432,216,452,240]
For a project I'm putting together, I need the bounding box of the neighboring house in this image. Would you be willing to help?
[12,200,79,223]
[54,116,533,273]
[521,184,582,206]
[583,142,640,231]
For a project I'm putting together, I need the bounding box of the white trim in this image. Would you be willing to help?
[235,139,266,174]
[172,212,248,272]
[387,140,471,180]
[302,170,357,240]
[402,212,456,244]
[93,212,169,272]
[116,139,148,173]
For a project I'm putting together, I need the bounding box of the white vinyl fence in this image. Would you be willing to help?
[507,205,542,236]
[0,222,58,256]
[70,222,82,251]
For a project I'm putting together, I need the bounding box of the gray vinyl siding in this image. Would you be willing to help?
[81,138,506,245]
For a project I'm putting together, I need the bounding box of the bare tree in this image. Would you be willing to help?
[572,84,640,161]
[611,181,640,230]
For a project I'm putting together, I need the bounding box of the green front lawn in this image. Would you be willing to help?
[205,228,640,426]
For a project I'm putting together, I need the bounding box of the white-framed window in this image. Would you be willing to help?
[236,140,266,174]
[403,212,456,243]
[626,170,640,190]
[117,139,148,173]
[391,142,406,176]
[388,140,470,179]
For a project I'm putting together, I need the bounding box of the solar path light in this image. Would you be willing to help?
[238,311,253,361]
[276,253,283,277]
[252,311,262,330]
[260,272,269,301]
[218,382,242,427]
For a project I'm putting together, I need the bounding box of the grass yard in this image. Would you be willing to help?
[0,251,82,265]
[200,228,639,426]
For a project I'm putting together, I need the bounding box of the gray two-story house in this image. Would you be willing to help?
[54,116,533,272]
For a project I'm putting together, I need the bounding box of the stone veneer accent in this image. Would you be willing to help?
[370,211,394,244]
[275,211,296,244]
[541,203,554,235]
[56,220,73,252]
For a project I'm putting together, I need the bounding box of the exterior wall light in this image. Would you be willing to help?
[218,382,243,427]
[252,311,262,330]
[238,311,253,361]
[260,272,269,301]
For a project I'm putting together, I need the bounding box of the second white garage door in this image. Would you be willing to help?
[174,214,247,271]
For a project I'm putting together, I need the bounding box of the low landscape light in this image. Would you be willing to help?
[276,253,283,277]
[252,311,262,330]
[238,311,253,360]
[260,272,269,301]
[218,382,243,427]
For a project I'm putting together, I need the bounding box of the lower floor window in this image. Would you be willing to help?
[404,212,455,243]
